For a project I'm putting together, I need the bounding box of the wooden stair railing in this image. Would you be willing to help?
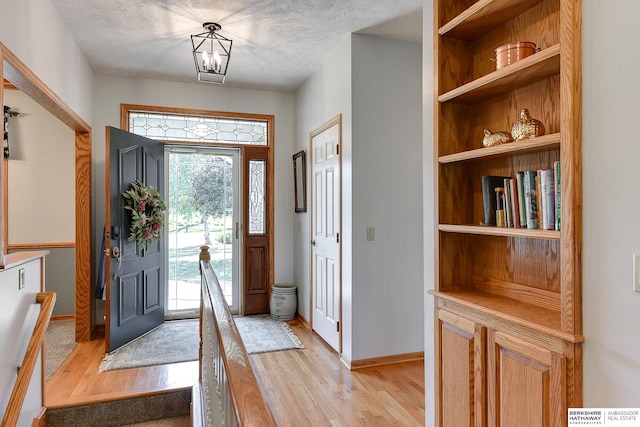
[194,246,276,427]
[2,291,56,427]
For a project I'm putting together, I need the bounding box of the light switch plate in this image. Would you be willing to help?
[366,227,375,241]
[18,268,25,290]
[634,254,640,293]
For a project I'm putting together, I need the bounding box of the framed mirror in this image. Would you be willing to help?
[293,150,306,212]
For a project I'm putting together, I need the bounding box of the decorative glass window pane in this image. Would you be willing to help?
[248,160,265,234]
[129,111,268,145]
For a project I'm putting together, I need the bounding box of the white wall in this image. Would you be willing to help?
[92,75,295,322]
[0,257,45,427]
[4,90,77,317]
[5,90,75,243]
[582,0,640,406]
[293,36,354,357]
[351,34,423,360]
[294,33,423,362]
[0,0,94,124]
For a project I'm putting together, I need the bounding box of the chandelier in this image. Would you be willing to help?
[191,22,232,84]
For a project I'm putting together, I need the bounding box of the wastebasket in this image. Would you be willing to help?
[270,284,297,320]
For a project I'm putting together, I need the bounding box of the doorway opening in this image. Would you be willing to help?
[166,147,241,317]
[123,104,275,315]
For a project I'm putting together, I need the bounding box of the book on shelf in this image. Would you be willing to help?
[515,172,526,227]
[481,175,510,226]
[539,169,556,230]
[535,172,543,229]
[482,169,560,231]
[503,178,513,227]
[523,170,539,229]
[509,177,520,228]
[554,161,561,231]
[495,187,505,227]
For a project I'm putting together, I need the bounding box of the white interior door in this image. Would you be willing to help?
[311,117,341,352]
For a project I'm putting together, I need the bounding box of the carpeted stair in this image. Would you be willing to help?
[46,389,191,427]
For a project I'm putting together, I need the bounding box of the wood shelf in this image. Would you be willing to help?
[438,44,560,104]
[439,224,560,240]
[439,0,544,40]
[430,290,583,343]
[439,133,560,164]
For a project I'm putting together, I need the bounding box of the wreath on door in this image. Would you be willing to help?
[122,181,166,247]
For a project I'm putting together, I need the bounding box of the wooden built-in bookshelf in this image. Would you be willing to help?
[431,0,582,424]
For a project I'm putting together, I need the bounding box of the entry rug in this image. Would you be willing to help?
[99,319,199,372]
[234,315,304,354]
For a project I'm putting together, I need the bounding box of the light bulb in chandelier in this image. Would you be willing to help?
[213,50,222,72]
[201,50,222,73]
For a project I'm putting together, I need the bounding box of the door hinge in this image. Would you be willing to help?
[336,321,340,332]
[337,144,340,155]
[336,233,340,243]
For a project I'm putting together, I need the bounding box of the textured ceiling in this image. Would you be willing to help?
[49,0,423,92]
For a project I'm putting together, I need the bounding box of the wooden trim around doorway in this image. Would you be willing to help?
[1,43,93,342]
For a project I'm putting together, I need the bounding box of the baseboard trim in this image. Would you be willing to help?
[51,314,75,321]
[340,354,352,370]
[295,313,310,329]
[348,351,425,371]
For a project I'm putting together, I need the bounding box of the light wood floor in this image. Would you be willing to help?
[46,319,425,425]
[45,335,198,408]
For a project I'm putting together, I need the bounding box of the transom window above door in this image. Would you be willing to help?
[129,111,268,145]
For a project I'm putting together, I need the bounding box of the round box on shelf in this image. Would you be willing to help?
[493,41,538,70]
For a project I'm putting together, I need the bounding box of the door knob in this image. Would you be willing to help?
[111,246,122,280]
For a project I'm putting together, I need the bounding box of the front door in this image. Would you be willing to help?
[311,116,341,352]
[106,126,165,352]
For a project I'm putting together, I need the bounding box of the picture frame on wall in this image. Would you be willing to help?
[293,150,306,212]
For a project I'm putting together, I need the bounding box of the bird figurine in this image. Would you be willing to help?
[511,108,545,141]
[482,128,513,147]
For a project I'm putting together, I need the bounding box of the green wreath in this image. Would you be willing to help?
[122,181,166,247]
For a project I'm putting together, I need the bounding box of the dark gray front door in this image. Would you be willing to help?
[106,126,165,352]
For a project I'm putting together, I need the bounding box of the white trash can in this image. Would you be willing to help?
[270,284,297,320]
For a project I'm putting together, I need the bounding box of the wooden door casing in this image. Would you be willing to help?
[119,105,275,317]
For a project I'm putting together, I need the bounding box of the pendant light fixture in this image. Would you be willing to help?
[191,22,232,84]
